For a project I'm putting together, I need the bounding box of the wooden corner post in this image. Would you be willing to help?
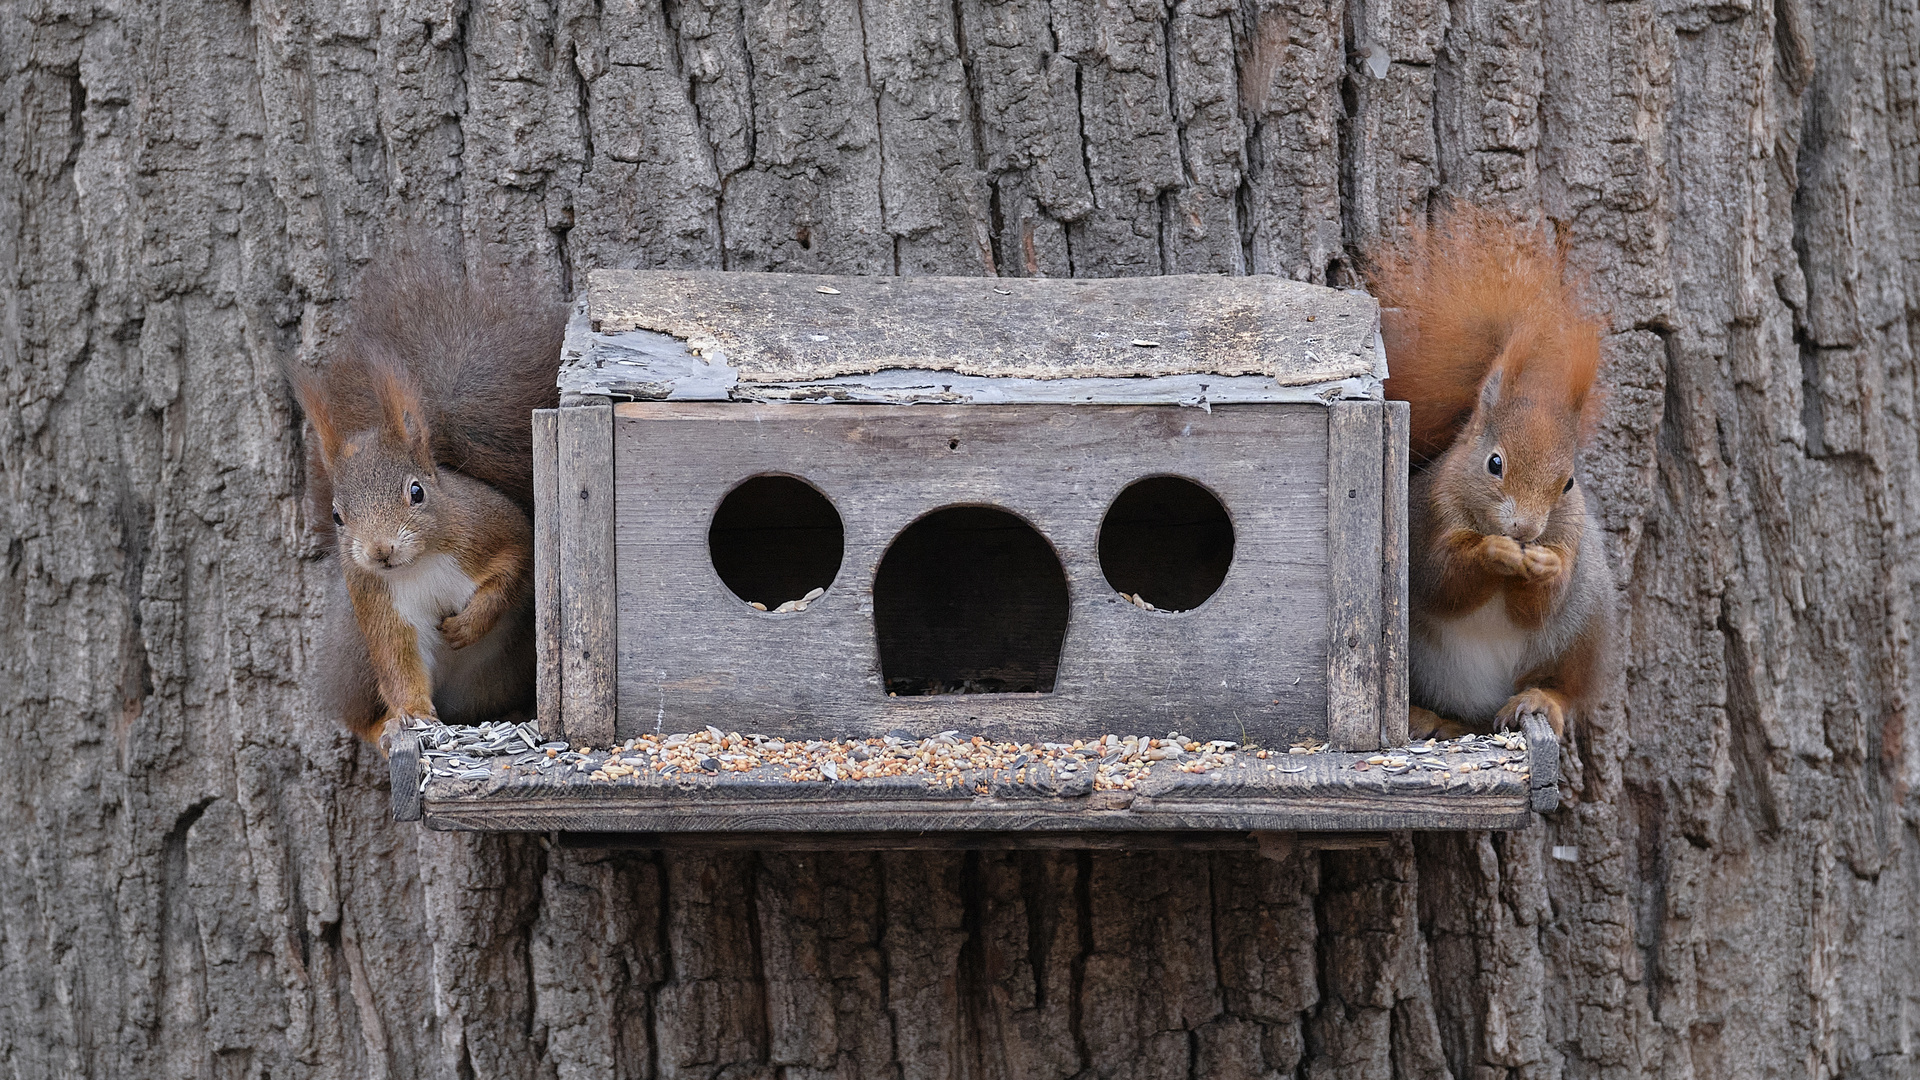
[556,397,617,746]
[533,409,563,737]
[1327,400,1384,751]
[1379,400,1411,748]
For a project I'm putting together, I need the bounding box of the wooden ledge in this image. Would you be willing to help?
[391,722,1561,839]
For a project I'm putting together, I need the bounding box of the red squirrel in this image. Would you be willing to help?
[1368,206,1613,741]
[289,257,565,748]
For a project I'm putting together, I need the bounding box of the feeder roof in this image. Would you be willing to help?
[566,271,1385,406]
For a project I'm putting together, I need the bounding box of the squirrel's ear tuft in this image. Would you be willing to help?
[1477,365,1504,414]
[286,365,343,469]
[374,363,436,472]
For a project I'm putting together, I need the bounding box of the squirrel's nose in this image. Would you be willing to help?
[1508,520,1546,544]
[368,542,395,565]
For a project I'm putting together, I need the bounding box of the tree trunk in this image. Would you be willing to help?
[3,0,1916,1075]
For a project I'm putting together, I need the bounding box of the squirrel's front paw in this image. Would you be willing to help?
[440,610,486,649]
[1495,688,1566,739]
[377,715,410,758]
[377,709,437,757]
[1519,545,1562,581]
[1477,535,1527,576]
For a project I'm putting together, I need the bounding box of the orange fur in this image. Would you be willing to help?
[287,366,344,469]
[1367,204,1604,461]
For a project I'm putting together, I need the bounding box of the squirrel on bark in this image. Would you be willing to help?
[1367,205,1613,741]
[289,256,566,749]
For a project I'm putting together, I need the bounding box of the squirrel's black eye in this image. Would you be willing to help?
[409,480,425,505]
[331,509,344,527]
[1487,453,1504,478]
[1563,476,1575,493]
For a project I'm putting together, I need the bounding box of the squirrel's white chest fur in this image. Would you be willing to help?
[383,553,517,716]
[1412,598,1533,721]
[386,553,477,665]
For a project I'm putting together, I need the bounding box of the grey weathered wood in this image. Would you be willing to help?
[570,324,1384,405]
[1326,400,1385,751]
[556,830,1396,851]
[609,402,1330,747]
[1521,712,1561,813]
[389,731,423,822]
[557,400,616,746]
[1380,400,1411,747]
[532,409,562,738]
[414,741,1537,835]
[586,269,1380,385]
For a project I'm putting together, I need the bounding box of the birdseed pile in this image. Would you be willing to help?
[405,720,1531,795]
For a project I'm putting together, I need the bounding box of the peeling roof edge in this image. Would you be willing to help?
[559,301,1388,408]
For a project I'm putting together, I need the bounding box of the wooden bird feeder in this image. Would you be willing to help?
[388,271,1561,846]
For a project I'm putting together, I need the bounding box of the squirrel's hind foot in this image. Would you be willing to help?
[1409,705,1480,741]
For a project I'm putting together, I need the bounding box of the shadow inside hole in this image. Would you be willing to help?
[874,507,1069,695]
[708,475,845,609]
[1098,476,1234,612]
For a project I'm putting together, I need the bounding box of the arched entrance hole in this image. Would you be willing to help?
[874,506,1069,695]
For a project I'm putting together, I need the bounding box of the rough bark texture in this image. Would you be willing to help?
[2,0,1917,1076]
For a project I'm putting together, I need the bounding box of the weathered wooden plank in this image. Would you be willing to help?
[585,269,1380,385]
[557,399,616,746]
[1327,400,1385,751]
[555,830,1395,851]
[1522,711,1561,813]
[566,323,1382,405]
[409,735,1540,834]
[389,731,422,822]
[532,409,562,738]
[609,402,1332,747]
[1380,400,1411,747]
[421,797,1534,834]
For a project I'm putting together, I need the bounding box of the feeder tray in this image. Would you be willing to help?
[388,270,1562,844]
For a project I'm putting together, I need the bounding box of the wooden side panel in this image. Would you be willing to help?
[1379,401,1410,747]
[558,400,617,745]
[533,409,563,737]
[1326,400,1383,751]
[610,402,1332,748]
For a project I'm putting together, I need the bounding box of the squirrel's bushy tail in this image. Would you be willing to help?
[346,254,567,511]
[1366,205,1604,460]
[291,250,567,519]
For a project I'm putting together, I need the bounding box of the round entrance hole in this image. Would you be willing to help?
[873,506,1069,695]
[1098,476,1234,612]
[708,475,845,610]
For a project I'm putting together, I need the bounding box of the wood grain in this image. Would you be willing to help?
[1380,401,1411,747]
[532,409,562,738]
[414,745,1538,835]
[1326,401,1384,750]
[389,730,423,822]
[586,269,1379,384]
[556,830,1395,851]
[607,402,1331,747]
[1521,710,1560,813]
[557,400,616,746]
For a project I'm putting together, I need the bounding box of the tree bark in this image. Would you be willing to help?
[2,0,1916,1076]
